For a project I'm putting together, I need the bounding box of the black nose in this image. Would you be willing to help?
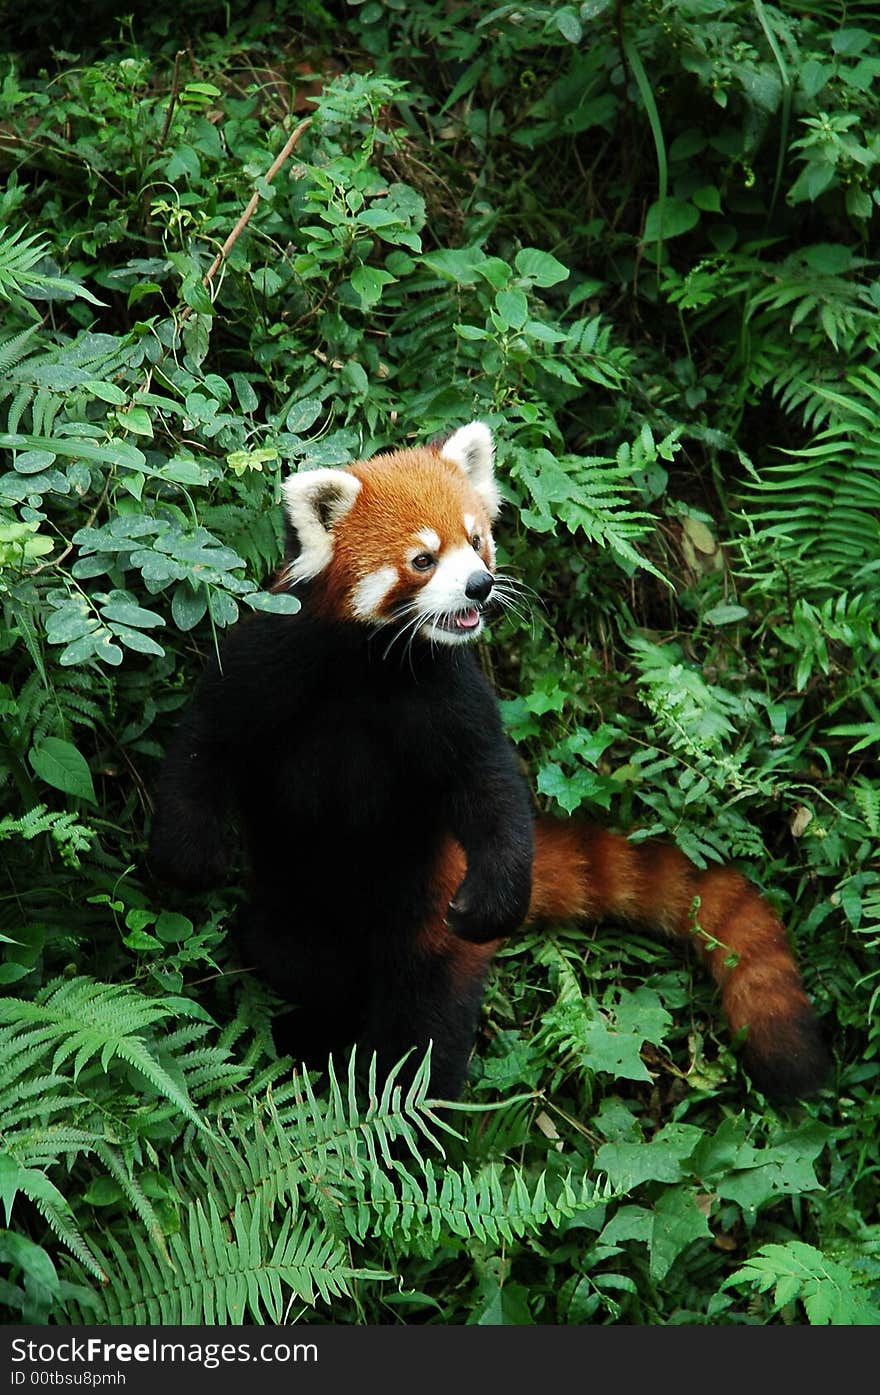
[465,571,494,603]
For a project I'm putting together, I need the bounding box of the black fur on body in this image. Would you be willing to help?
[149,605,534,1099]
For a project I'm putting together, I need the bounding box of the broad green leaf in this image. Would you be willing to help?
[13,449,56,474]
[108,624,166,657]
[127,282,162,308]
[155,912,193,944]
[515,248,570,287]
[554,7,582,42]
[0,1229,61,1295]
[474,256,512,289]
[579,1016,653,1081]
[29,738,97,805]
[82,1179,124,1207]
[692,185,721,213]
[246,591,301,614]
[167,144,201,182]
[85,380,127,405]
[704,603,749,626]
[454,323,490,341]
[161,458,213,486]
[231,373,259,413]
[536,762,614,814]
[421,245,486,286]
[59,634,103,666]
[171,582,208,631]
[596,1125,704,1190]
[643,198,700,241]
[612,987,672,1047]
[803,243,852,275]
[495,288,529,330]
[285,398,324,434]
[649,1187,712,1281]
[98,599,165,628]
[0,433,146,470]
[350,265,396,308]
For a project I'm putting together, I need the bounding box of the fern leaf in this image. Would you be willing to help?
[0,1151,106,1281]
[0,321,41,374]
[0,978,204,1126]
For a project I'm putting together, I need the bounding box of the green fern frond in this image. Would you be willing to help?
[0,226,51,300]
[357,1157,606,1249]
[0,1075,83,1132]
[0,978,204,1127]
[0,805,95,867]
[96,1145,169,1264]
[71,1044,607,1323]
[744,367,880,588]
[0,321,41,375]
[721,1240,880,1324]
[0,226,104,308]
[852,779,880,838]
[11,668,106,753]
[186,1049,449,1243]
[92,1197,366,1324]
[510,445,665,580]
[202,503,283,579]
[0,984,271,1288]
[279,1048,453,1174]
[0,1151,107,1282]
[0,330,137,434]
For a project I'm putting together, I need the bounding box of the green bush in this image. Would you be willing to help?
[0,0,878,1325]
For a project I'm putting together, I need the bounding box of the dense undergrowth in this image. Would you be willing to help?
[1,0,879,1325]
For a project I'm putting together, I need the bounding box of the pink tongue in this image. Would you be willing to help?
[456,608,481,629]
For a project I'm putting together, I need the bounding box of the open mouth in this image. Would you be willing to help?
[434,606,482,635]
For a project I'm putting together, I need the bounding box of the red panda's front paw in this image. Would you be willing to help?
[446,877,529,944]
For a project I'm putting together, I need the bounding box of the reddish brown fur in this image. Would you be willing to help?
[416,838,500,996]
[410,817,823,1094]
[420,818,820,1064]
[530,817,827,1096]
[312,447,494,620]
[528,821,591,921]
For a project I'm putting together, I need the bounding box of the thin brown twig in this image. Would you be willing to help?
[32,478,111,575]
[179,115,313,322]
[287,274,336,331]
[156,49,187,154]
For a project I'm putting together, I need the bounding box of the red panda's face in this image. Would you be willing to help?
[281,422,500,646]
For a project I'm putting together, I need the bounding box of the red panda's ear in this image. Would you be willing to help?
[439,422,500,518]
[281,468,361,580]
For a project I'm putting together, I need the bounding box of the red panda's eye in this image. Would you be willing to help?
[411,553,436,572]
[471,534,482,551]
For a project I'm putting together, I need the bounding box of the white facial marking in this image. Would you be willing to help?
[464,514,476,538]
[416,528,441,553]
[281,469,361,582]
[351,565,398,620]
[414,544,494,646]
[425,544,486,605]
[440,422,500,518]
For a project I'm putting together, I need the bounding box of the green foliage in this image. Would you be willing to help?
[1,0,878,1326]
[719,1241,880,1324]
[0,803,94,868]
[0,225,103,312]
[91,1051,606,1324]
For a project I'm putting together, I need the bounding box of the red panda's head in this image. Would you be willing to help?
[280,422,500,646]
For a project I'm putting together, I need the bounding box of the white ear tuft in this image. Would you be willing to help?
[281,468,361,581]
[440,421,500,517]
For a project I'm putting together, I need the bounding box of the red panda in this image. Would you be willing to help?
[149,422,830,1104]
